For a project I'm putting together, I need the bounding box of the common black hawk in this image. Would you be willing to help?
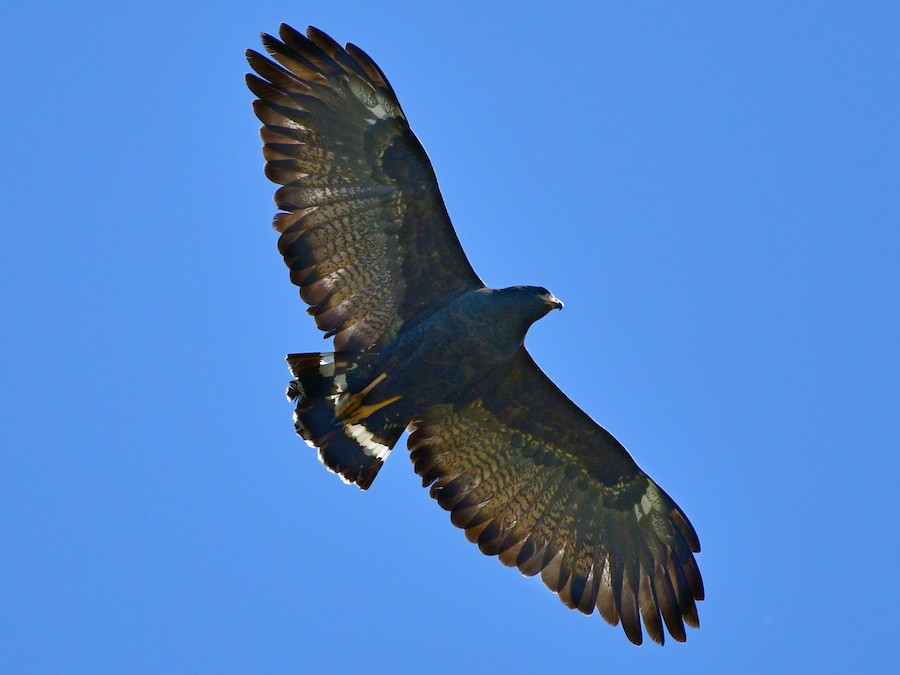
[246,24,704,646]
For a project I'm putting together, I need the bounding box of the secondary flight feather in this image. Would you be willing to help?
[247,24,704,645]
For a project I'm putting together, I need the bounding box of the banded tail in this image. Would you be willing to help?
[286,352,406,489]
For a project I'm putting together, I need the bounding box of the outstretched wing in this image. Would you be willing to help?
[247,25,483,350]
[408,350,703,645]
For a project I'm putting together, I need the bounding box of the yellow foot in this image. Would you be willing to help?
[342,395,402,425]
[336,373,401,423]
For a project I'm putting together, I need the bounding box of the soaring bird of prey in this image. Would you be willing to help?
[246,24,703,646]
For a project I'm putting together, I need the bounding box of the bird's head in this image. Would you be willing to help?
[507,285,563,315]
[490,285,563,335]
[536,287,565,312]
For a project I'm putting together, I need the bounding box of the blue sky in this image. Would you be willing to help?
[2,2,898,672]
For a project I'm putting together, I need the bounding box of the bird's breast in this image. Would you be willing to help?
[382,297,521,406]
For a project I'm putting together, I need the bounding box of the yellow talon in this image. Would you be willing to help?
[336,373,401,423]
[342,395,402,424]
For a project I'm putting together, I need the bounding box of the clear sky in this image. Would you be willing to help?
[2,2,898,673]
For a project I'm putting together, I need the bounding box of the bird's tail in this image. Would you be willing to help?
[285,352,405,489]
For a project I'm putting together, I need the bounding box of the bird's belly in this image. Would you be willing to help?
[381,316,515,410]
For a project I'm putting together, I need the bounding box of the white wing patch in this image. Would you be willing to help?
[347,77,401,122]
[633,480,664,520]
[633,480,673,540]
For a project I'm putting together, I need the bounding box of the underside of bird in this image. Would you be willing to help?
[248,23,704,646]
[286,286,564,490]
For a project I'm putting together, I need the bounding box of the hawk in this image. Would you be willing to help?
[246,24,703,645]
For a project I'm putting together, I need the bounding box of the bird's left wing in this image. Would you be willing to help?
[407,349,703,645]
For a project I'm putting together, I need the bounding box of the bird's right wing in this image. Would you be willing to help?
[247,25,483,351]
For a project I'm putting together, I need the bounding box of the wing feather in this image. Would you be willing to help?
[248,26,483,350]
[407,350,703,645]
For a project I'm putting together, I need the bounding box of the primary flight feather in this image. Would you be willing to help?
[247,24,703,646]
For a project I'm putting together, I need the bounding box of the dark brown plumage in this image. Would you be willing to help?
[247,24,703,645]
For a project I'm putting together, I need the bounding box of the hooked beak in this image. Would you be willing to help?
[546,295,564,311]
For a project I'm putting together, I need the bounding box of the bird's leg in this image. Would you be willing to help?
[336,373,402,424]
